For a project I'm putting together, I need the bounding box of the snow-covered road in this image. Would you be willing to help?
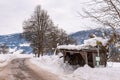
[0,58,60,80]
[0,53,120,80]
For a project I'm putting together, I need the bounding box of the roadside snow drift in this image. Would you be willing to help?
[30,54,75,74]
[67,66,120,80]
[0,50,33,67]
[0,54,13,67]
[30,54,120,80]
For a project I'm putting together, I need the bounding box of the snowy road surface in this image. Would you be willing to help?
[0,58,60,80]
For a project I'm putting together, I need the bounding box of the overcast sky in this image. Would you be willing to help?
[0,0,92,35]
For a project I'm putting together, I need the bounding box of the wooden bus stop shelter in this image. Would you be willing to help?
[57,45,107,68]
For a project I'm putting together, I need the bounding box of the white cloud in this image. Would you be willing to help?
[0,0,92,35]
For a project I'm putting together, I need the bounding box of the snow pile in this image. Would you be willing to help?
[57,44,89,50]
[30,54,75,74]
[66,65,120,80]
[12,50,33,58]
[9,47,17,53]
[84,37,108,47]
[30,54,120,80]
[0,54,13,67]
[0,54,11,63]
[107,62,120,67]
[0,49,33,67]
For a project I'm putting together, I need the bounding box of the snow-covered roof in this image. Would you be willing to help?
[84,37,108,47]
[57,37,108,50]
[57,44,90,50]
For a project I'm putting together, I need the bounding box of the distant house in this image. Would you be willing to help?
[57,37,108,68]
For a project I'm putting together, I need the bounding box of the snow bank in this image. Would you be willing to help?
[0,50,34,67]
[65,63,120,80]
[67,65,120,80]
[107,62,120,67]
[84,37,108,47]
[0,54,13,67]
[30,54,120,80]
[30,54,75,75]
[9,47,17,53]
[11,50,33,58]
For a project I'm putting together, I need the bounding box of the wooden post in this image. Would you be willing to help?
[92,53,95,67]
[85,52,88,65]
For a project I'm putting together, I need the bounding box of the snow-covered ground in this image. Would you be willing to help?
[30,54,120,80]
[30,54,75,75]
[0,49,33,67]
[0,51,120,80]
[65,66,120,80]
[0,54,13,67]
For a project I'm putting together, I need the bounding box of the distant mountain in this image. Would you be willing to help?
[70,28,106,44]
[0,28,119,54]
[70,28,120,44]
[0,33,32,53]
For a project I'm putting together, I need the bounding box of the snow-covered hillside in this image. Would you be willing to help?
[0,29,104,54]
[0,33,32,53]
[70,28,105,44]
[70,28,120,44]
[0,29,109,54]
[0,28,118,54]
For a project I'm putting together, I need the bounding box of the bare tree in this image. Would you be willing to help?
[23,5,76,57]
[81,0,120,42]
[79,0,120,61]
[23,5,53,57]
[57,29,76,45]
[46,26,76,54]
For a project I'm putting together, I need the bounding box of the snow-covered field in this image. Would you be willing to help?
[0,51,120,80]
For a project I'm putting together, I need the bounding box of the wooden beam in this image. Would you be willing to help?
[92,53,95,67]
[85,52,88,65]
